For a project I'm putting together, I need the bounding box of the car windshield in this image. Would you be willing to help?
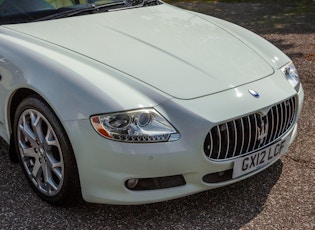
[0,0,160,25]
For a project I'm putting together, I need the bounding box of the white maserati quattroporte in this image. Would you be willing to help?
[0,0,304,205]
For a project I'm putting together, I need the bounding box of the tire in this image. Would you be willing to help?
[13,96,81,205]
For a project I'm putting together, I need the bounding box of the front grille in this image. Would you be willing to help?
[204,97,297,160]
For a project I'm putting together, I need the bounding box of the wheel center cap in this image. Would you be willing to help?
[40,148,45,154]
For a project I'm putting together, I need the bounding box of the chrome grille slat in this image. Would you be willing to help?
[283,101,288,134]
[204,97,297,160]
[278,103,285,136]
[263,114,269,146]
[268,107,275,143]
[224,124,230,158]
[232,121,237,157]
[257,116,263,148]
[274,106,280,141]
[291,97,296,124]
[209,132,213,159]
[246,116,251,153]
[240,118,245,154]
[285,100,292,129]
[288,98,294,128]
[217,126,222,160]
[253,114,258,151]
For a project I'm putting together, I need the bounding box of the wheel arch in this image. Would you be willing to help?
[8,88,39,162]
[7,88,73,165]
[9,90,82,204]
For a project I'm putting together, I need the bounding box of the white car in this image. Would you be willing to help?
[0,0,304,205]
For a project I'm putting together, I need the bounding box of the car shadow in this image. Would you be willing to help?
[1,133,282,228]
[57,155,283,229]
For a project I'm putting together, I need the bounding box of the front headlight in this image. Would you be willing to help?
[281,63,300,92]
[91,109,180,143]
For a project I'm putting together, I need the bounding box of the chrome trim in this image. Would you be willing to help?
[240,118,245,154]
[217,126,221,159]
[268,107,275,143]
[232,121,237,157]
[204,97,297,161]
[224,123,230,159]
[246,116,251,153]
[253,114,258,151]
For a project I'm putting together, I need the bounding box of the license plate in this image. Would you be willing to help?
[233,135,291,179]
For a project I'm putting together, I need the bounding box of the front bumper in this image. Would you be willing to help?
[63,76,304,205]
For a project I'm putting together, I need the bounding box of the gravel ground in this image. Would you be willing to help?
[0,1,314,229]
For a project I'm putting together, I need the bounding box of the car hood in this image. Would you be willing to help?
[4,4,274,99]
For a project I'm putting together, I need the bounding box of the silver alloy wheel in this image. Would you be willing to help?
[17,109,64,196]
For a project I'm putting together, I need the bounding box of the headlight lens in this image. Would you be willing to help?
[281,63,300,92]
[91,109,180,143]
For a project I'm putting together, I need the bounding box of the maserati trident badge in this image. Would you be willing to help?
[257,118,269,145]
[249,89,260,98]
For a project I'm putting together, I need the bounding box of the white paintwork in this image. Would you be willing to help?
[0,3,304,204]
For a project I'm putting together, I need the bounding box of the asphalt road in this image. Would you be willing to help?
[0,2,314,229]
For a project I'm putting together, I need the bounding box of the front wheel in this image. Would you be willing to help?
[13,96,81,205]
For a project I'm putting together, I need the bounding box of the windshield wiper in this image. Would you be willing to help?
[34,1,126,22]
[123,0,160,7]
[141,0,160,6]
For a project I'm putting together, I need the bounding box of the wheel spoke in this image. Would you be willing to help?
[30,112,45,144]
[46,157,63,181]
[45,126,58,147]
[47,179,58,192]
[32,160,42,179]
[42,163,59,192]
[42,163,49,184]
[19,122,37,146]
[22,147,38,158]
